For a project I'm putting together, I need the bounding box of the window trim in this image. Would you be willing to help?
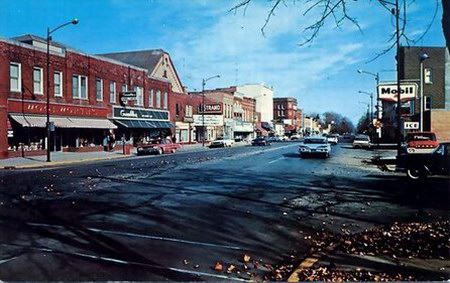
[10,62,22,92]
[110,81,116,104]
[72,74,89,100]
[134,86,143,106]
[33,67,44,95]
[163,91,168,109]
[96,78,103,102]
[149,89,154,108]
[156,90,161,108]
[54,71,63,97]
[424,68,433,84]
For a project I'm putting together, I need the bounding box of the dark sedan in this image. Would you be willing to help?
[251,137,271,146]
[397,142,450,180]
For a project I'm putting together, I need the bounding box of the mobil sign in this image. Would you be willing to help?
[377,82,418,102]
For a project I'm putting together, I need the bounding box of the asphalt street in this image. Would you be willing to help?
[0,142,448,281]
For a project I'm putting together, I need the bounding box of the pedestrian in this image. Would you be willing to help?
[171,135,177,143]
[108,134,115,151]
[103,135,110,151]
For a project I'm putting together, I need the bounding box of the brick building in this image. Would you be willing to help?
[273,97,301,136]
[0,35,173,158]
[100,49,204,143]
[189,87,258,141]
[393,46,450,141]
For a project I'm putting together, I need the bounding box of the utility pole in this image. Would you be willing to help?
[395,0,403,156]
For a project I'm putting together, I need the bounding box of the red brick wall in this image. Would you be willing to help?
[0,49,8,158]
[431,110,450,141]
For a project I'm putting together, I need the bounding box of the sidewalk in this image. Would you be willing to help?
[0,142,249,169]
[0,150,131,169]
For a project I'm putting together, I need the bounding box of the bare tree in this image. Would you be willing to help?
[230,0,448,54]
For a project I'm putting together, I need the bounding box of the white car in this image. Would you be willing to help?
[209,138,234,148]
[299,136,331,158]
[353,135,371,149]
[326,134,338,145]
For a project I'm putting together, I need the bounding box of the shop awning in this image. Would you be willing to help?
[9,114,117,129]
[114,119,174,129]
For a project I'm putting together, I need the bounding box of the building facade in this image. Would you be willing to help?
[393,46,450,141]
[273,97,301,136]
[0,35,173,158]
[236,83,273,131]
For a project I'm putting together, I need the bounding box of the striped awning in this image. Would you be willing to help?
[9,114,117,129]
[114,119,174,129]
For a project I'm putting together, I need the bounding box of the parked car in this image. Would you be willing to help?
[397,142,450,180]
[353,135,371,149]
[290,134,302,140]
[299,136,331,158]
[267,136,282,142]
[252,137,271,146]
[209,137,234,148]
[137,139,181,155]
[326,134,338,145]
[405,132,439,154]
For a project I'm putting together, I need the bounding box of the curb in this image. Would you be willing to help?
[1,154,131,170]
[287,244,336,282]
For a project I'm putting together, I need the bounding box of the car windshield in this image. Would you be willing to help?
[407,133,436,142]
[304,138,326,144]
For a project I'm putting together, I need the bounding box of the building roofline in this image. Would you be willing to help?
[2,36,170,84]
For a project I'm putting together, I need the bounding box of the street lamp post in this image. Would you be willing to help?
[46,18,78,162]
[358,91,373,122]
[357,69,381,139]
[201,75,220,146]
[419,53,429,132]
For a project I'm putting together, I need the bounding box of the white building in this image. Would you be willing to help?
[236,83,274,124]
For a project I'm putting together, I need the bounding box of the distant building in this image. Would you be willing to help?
[273,97,302,136]
[189,87,257,141]
[235,83,273,131]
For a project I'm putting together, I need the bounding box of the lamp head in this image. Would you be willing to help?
[357,69,363,73]
[420,53,429,61]
[71,18,79,25]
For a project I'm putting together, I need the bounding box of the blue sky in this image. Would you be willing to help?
[0,0,445,123]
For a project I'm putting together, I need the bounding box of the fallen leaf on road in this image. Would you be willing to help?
[214,262,223,272]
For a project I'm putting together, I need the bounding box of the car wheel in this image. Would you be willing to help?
[158,148,163,155]
[406,167,426,180]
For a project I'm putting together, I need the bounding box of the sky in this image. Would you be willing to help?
[0,0,446,123]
